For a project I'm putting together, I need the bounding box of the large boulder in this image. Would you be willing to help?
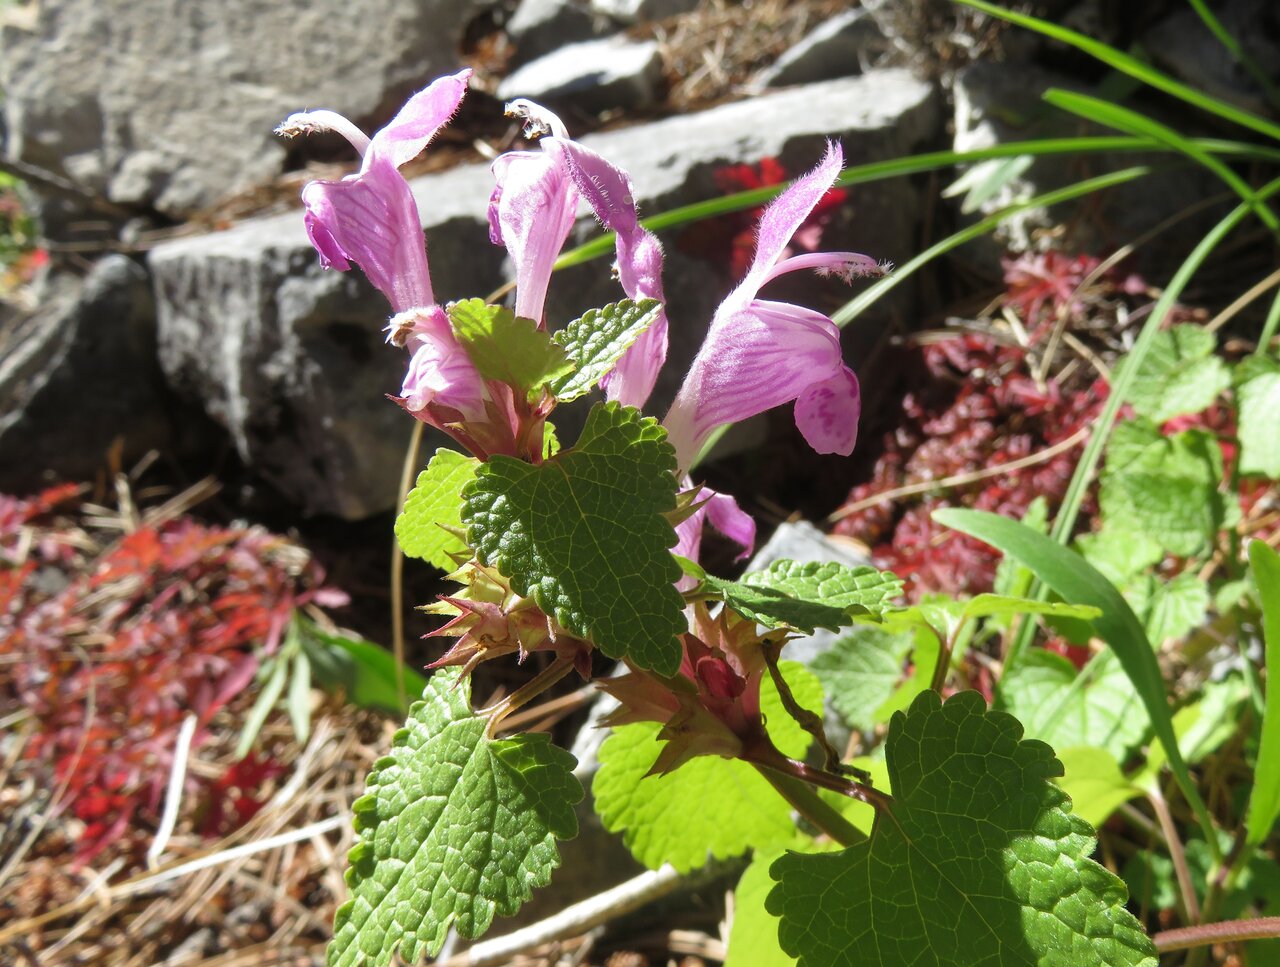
[150,69,939,520]
[0,0,487,223]
[0,256,180,491]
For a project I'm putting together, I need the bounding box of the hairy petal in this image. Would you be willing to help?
[490,150,578,324]
[794,365,860,455]
[367,69,472,170]
[664,300,844,470]
[300,157,434,313]
[401,306,485,419]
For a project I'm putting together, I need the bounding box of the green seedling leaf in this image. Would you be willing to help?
[329,669,582,966]
[448,299,574,394]
[768,691,1157,967]
[810,628,913,731]
[704,560,903,633]
[933,508,1218,859]
[999,650,1149,761]
[396,448,478,571]
[1123,324,1231,422]
[549,298,663,401]
[1238,367,1280,479]
[463,401,685,674]
[1099,419,1229,558]
[593,721,794,872]
[299,617,428,715]
[1056,746,1143,829]
[1247,540,1280,845]
[236,654,288,759]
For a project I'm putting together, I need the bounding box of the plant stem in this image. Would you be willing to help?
[1155,917,1280,953]
[1148,786,1201,924]
[484,656,576,737]
[754,767,867,848]
[391,419,425,713]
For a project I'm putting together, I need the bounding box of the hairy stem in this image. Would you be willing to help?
[484,656,576,737]
[1155,917,1280,954]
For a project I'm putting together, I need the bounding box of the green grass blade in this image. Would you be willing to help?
[831,166,1152,327]
[1257,286,1280,356]
[1185,0,1280,111]
[955,0,1280,143]
[933,507,1221,861]
[1246,539,1280,845]
[1044,89,1279,230]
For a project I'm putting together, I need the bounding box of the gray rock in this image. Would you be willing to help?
[497,35,664,113]
[150,163,505,520]
[751,9,886,90]
[151,69,938,520]
[0,256,178,490]
[0,0,485,223]
[590,0,699,22]
[507,0,608,67]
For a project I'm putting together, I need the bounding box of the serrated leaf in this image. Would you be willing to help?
[998,648,1149,761]
[1099,418,1227,558]
[1076,525,1164,586]
[1238,369,1280,478]
[329,669,582,966]
[462,401,685,674]
[448,299,574,394]
[768,691,1157,967]
[1125,323,1230,422]
[1141,571,1209,645]
[395,449,478,571]
[810,628,913,731]
[705,560,903,634]
[593,721,795,872]
[549,298,662,402]
[760,660,826,759]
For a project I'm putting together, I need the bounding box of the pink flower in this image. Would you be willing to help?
[662,142,886,472]
[279,70,484,420]
[490,100,669,408]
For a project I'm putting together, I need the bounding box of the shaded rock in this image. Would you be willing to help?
[150,163,505,520]
[151,70,938,520]
[0,256,180,490]
[0,0,486,224]
[751,9,886,89]
[507,0,608,67]
[589,0,700,22]
[497,35,664,113]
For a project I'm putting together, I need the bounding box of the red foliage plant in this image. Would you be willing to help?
[1,486,344,863]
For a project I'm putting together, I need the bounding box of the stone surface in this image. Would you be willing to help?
[589,0,700,23]
[751,9,886,90]
[506,0,608,67]
[150,163,505,520]
[0,0,486,223]
[0,256,180,490]
[497,35,664,113]
[151,68,938,519]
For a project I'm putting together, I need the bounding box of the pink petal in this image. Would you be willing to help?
[300,157,434,313]
[705,489,756,560]
[401,308,485,420]
[367,69,472,170]
[794,366,860,455]
[490,150,578,324]
[664,300,844,469]
[744,141,843,290]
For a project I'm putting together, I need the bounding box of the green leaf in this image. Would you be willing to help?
[548,298,663,402]
[395,449,478,571]
[704,560,903,634]
[1141,571,1210,645]
[236,655,288,759]
[998,649,1150,761]
[1248,540,1280,845]
[1124,324,1231,422]
[329,669,582,966]
[727,847,797,967]
[593,721,794,872]
[1056,746,1143,829]
[933,507,1218,860]
[287,649,312,744]
[462,401,685,674]
[1099,419,1228,558]
[1076,526,1164,586]
[810,629,913,731]
[760,660,826,759]
[1238,369,1280,479]
[768,691,1157,967]
[299,618,428,715]
[448,299,573,394]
